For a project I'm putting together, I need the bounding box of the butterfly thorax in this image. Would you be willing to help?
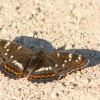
[25,48,44,78]
[34,48,44,59]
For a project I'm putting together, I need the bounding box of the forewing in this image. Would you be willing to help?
[0,39,34,78]
[44,52,88,76]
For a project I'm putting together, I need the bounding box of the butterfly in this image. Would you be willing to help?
[0,39,89,83]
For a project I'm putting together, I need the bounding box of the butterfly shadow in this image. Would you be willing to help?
[13,36,56,51]
[14,36,100,68]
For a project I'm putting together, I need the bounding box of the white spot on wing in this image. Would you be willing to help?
[36,68,44,72]
[4,42,11,48]
[76,60,78,62]
[44,67,49,71]
[18,46,22,49]
[5,53,8,55]
[69,54,72,58]
[12,60,16,63]
[12,60,23,69]
[6,49,9,51]
[55,64,58,68]
[78,55,81,60]
[57,53,60,57]
[10,55,13,59]
[48,66,52,70]
[35,70,38,72]
[69,58,71,61]
[62,64,65,67]
[64,60,67,63]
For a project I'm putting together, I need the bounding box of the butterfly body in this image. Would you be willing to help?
[0,39,89,83]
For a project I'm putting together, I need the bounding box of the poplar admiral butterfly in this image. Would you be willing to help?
[0,39,89,83]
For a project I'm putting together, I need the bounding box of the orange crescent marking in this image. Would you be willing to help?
[29,73,56,81]
[35,75,41,79]
[41,75,46,78]
[73,60,83,66]
[29,75,35,80]
[47,74,51,78]
[3,64,23,77]
[51,74,56,77]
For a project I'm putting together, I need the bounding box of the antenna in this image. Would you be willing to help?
[33,31,66,50]
[50,35,63,44]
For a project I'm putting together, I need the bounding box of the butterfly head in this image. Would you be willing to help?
[35,48,44,59]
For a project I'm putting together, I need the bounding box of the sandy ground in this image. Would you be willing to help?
[0,0,100,100]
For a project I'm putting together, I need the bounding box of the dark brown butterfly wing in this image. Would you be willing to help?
[0,39,34,78]
[28,51,89,82]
